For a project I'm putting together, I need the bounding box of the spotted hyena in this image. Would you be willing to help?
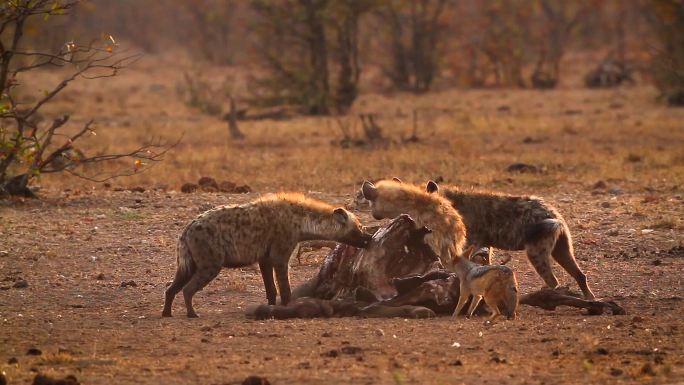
[426,180,594,300]
[162,193,372,318]
[360,179,466,267]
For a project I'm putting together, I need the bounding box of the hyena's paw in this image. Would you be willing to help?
[161,310,172,317]
[186,311,199,318]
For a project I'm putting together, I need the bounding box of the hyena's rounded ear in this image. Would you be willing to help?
[392,177,403,183]
[361,180,378,201]
[426,180,439,194]
[333,208,349,224]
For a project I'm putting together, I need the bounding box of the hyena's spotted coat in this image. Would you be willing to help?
[162,193,371,318]
[426,180,595,300]
[360,179,466,267]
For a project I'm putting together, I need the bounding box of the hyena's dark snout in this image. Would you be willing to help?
[344,231,373,248]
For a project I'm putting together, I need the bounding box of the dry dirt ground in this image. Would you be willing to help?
[2,58,684,384]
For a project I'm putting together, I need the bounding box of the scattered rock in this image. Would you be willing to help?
[607,229,619,236]
[374,328,385,337]
[341,346,362,354]
[7,357,17,364]
[626,154,643,163]
[652,259,662,266]
[321,332,333,337]
[449,359,463,366]
[13,279,28,289]
[198,176,219,192]
[321,349,338,358]
[120,280,137,288]
[505,163,544,173]
[522,136,545,144]
[608,187,624,195]
[218,181,236,192]
[593,180,607,189]
[26,348,42,356]
[640,363,656,376]
[0,251,8,258]
[596,347,609,355]
[242,376,271,385]
[491,354,507,364]
[609,368,623,376]
[32,374,80,385]
[234,185,252,194]
[601,202,611,208]
[180,183,198,193]
[95,273,105,280]
[497,105,511,112]
[551,349,561,357]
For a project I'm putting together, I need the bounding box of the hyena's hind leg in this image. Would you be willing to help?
[162,265,195,317]
[525,239,560,290]
[551,233,595,300]
[182,261,222,318]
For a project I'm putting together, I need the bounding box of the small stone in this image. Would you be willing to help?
[601,202,611,208]
[593,180,607,189]
[449,359,463,366]
[321,332,332,337]
[596,347,609,355]
[13,279,28,289]
[180,183,198,193]
[129,186,145,193]
[640,363,656,376]
[26,347,42,356]
[341,346,362,354]
[321,350,338,358]
[374,328,385,337]
[551,349,561,357]
[120,280,137,288]
[95,273,105,280]
[609,368,623,376]
[608,187,624,195]
[7,357,17,364]
[626,154,643,163]
[607,229,619,236]
[242,376,271,385]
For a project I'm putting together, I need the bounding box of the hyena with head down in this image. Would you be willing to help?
[426,180,595,300]
[360,179,466,267]
[162,193,372,318]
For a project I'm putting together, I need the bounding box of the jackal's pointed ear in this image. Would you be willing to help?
[361,180,378,201]
[461,244,476,259]
[426,180,439,194]
[392,177,403,183]
[333,208,349,224]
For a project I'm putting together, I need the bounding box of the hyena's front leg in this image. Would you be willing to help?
[258,260,278,305]
[271,243,295,306]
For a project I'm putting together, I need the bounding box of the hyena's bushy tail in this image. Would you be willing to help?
[524,218,564,244]
[176,232,197,280]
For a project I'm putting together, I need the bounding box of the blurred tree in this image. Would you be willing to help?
[647,0,684,105]
[531,0,592,88]
[376,0,450,92]
[0,0,174,197]
[250,0,376,114]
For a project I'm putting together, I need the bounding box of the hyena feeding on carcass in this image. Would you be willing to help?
[360,179,467,267]
[162,193,372,318]
[426,180,595,300]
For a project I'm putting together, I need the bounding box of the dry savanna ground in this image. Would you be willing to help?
[1,56,684,384]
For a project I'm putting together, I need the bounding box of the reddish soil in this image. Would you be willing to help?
[1,188,682,385]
